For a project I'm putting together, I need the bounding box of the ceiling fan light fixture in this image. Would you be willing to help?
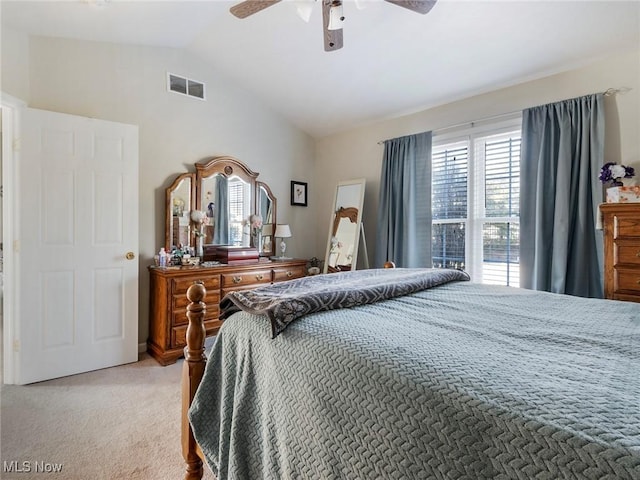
[230,0,437,52]
[327,1,344,31]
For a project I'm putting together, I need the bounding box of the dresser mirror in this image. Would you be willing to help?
[323,179,367,273]
[166,173,196,253]
[164,156,277,254]
[197,158,258,247]
[257,182,277,255]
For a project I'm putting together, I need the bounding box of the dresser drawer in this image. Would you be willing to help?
[273,264,306,282]
[221,269,272,288]
[614,241,640,266]
[172,275,220,309]
[614,216,640,238]
[614,268,640,295]
[172,302,220,327]
[171,319,223,349]
[173,291,220,311]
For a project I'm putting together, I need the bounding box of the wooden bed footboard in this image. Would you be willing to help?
[182,281,207,480]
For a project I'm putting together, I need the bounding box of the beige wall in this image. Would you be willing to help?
[1,28,30,101]
[3,27,639,345]
[315,50,640,267]
[2,31,317,345]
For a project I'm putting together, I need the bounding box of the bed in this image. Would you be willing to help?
[181,268,640,480]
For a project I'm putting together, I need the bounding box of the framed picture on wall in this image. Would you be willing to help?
[291,181,308,206]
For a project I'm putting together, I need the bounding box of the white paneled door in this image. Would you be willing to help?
[17,108,138,384]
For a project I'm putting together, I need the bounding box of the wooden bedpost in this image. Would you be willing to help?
[182,281,207,480]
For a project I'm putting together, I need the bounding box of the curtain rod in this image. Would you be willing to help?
[603,87,631,96]
[377,111,520,145]
[377,87,631,145]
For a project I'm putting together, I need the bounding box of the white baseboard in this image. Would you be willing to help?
[138,342,147,354]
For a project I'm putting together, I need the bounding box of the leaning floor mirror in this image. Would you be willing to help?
[323,178,367,274]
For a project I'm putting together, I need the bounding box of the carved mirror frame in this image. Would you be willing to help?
[323,178,366,274]
[165,172,196,253]
[196,156,258,249]
[256,181,277,256]
[164,156,277,254]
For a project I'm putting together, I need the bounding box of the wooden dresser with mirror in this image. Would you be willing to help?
[149,156,306,365]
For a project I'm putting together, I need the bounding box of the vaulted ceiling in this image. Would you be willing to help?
[2,1,639,138]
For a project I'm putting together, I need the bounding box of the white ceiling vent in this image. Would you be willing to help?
[167,73,205,100]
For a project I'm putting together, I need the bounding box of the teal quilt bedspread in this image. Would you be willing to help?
[189,270,640,479]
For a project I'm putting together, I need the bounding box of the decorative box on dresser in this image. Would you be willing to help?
[601,203,640,303]
[148,259,307,365]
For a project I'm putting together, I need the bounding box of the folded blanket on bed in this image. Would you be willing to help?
[219,267,470,337]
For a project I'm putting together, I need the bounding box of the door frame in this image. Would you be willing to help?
[2,92,26,385]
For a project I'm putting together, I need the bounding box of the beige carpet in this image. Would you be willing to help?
[1,353,216,480]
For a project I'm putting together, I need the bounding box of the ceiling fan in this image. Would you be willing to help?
[229,0,438,52]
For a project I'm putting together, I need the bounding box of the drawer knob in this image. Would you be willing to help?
[232,276,242,284]
[286,271,293,278]
[636,251,640,258]
[255,274,264,281]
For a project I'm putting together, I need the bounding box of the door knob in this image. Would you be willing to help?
[125,252,135,260]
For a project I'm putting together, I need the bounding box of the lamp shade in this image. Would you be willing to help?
[274,224,292,238]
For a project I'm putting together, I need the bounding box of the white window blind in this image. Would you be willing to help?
[432,120,521,287]
[479,135,520,286]
[432,142,468,270]
[228,178,247,246]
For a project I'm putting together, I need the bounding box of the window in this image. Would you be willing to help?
[228,178,251,246]
[431,118,521,287]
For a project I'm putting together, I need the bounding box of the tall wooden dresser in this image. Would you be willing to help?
[148,259,307,365]
[601,203,640,303]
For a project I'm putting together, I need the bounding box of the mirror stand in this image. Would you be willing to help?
[358,223,370,269]
[323,179,366,274]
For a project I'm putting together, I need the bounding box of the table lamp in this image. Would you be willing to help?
[274,224,292,259]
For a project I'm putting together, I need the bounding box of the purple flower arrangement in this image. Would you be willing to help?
[599,162,635,187]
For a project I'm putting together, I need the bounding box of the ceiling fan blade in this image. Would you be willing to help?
[384,0,437,15]
[230,0,281,19]
[322,0,343,52]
